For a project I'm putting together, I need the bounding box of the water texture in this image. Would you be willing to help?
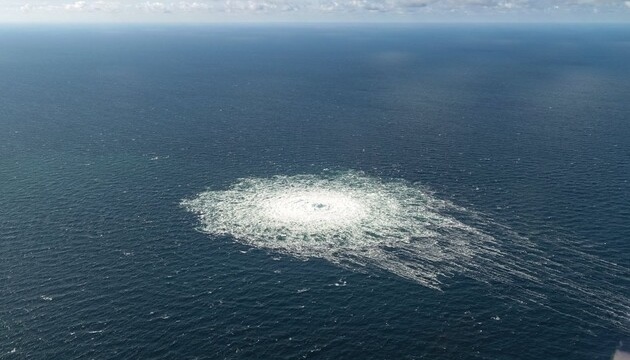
[1,25,629,359]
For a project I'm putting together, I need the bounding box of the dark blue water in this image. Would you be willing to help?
[1,25,629,359]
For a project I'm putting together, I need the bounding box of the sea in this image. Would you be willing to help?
[0,24,628,359]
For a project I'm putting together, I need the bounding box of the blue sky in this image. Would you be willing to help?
[1,0,629,22]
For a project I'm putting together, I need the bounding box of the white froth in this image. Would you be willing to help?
[260,189,368,226]
[182,170,630,332]
[182,171,490,288]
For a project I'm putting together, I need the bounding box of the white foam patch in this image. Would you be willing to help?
[183,171,491,288]
[183,170,629,331]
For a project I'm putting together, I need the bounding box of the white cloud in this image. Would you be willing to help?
[64,1,86,10]
[221,0,299,12]
[177,1,211,11]
[318,1,340,12]
[20,3,33,12]
[138,1,171,12]
[59,0,122,12]
[3,0,630,21]
[92,1,122,11]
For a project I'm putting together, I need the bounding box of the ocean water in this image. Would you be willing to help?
[0,25,629,359]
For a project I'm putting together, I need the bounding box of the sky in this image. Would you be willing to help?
[1,0,629,23]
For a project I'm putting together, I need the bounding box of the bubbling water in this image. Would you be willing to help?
[182,170,629,331]
[259,190,368,226]
[182,171,496,288]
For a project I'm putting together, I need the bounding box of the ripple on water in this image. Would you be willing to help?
[182,170,629,331]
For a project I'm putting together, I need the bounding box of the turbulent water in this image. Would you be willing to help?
[183,171,489,289]
[184,170,630,332]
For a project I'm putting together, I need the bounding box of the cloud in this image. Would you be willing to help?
[138,1,171,12]
[59,0,122,12]
[222,0,300,12]
[4,0,630,21]
[316,0,433,13]
[177,1,211,11]
[91,1,122,11]
[19,3,33,12]
[64,1,86,10]
[401,0,431,8]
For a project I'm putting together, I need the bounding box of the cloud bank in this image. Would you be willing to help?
[3,0,629,22]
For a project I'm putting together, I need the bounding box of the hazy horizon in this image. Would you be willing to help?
[2,0,630,24]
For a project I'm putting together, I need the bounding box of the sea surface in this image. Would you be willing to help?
[1,25,629,359]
